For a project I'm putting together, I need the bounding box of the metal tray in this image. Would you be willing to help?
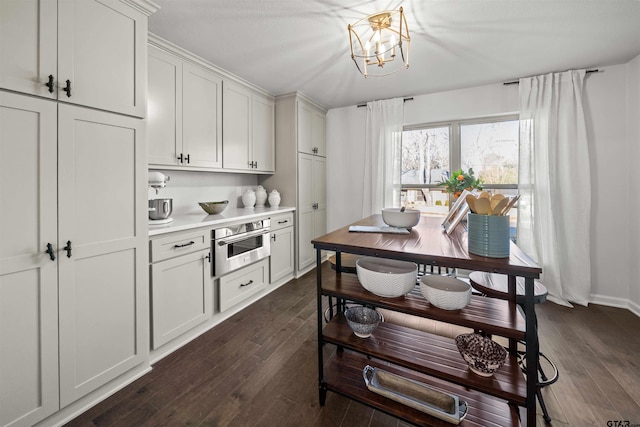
[363,365,468,425]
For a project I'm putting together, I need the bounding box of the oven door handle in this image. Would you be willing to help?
[216,229,270,246]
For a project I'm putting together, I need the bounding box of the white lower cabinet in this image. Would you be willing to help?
[150,249,213,349]
[0,92,148,425]
[269,213,295,283]
[219,258,269,312]
[0,92,59,427]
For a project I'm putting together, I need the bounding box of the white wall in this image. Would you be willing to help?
[326,62,638,309]
[627,53,640,313]
[148,169,257,215]
[326,106,366,232]
[583,65,631,306]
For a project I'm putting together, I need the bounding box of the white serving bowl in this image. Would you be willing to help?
[356,257,418,298]
[381,208,421,229]
[420,275,472,310]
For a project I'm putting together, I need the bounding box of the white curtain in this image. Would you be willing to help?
[362,98,404,217]
[518,70,591,306]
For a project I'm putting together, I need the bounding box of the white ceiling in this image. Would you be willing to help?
[149,0,640,110]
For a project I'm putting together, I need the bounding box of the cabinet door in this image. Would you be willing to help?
[57,0,148,117]
[270,227,294,283]
[183,62,223,168]
[252,94,275,172]
[297,153,315,271]
[151,250,212,349]
[57,104,147,406]
[297,101,313,155]
[0,0,57,98]
[222,81,252,170]
[0,93,59,427]
[313,156,326,211]
[148,45,182,166]
[312,110,326,157]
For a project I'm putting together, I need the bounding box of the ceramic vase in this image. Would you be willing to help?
[268,190,281,207]
[242,189,256,208]
[255,185,267,207]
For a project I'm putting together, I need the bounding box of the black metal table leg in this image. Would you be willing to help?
[524,276,538,426]
[316,247,325,406]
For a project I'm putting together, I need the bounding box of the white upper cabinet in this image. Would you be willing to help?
[148,44,223,170]
[297,100,326,157]
[0,0,150,117]
[223,80,275,173]
[148,45,182,166]
[182,62,223,169]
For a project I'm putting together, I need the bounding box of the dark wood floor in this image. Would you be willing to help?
[66,264,640,427]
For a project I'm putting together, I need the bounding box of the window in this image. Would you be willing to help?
[401,116,519,216]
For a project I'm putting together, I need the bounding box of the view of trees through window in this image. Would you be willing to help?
[461,120,519,185]
[401,117,519,216]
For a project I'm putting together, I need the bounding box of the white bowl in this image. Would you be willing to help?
[356,257,418,298]
[420,275,472,310]
[381,208,421,229]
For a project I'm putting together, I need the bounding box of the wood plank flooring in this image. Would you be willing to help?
[65,264,640,427]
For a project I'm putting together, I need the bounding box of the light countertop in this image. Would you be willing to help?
[148,206,296,237]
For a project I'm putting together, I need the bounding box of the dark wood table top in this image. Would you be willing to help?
[312,215,541,278]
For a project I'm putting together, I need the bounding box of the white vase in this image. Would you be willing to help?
[242,189,256,208]
[268,190,281,207]
[255,185,267,207]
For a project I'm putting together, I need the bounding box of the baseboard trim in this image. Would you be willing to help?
[589,293,640,317]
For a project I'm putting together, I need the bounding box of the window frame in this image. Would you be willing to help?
[401,114,520,191]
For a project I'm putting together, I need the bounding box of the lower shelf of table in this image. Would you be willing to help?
[323,350,522,427]
[323,315,527,404]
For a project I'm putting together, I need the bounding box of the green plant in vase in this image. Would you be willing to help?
[438,168,483,199]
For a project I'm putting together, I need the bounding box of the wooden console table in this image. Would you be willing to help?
[312,214,542,426]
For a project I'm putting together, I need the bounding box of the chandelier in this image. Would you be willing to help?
[348,7,411,77]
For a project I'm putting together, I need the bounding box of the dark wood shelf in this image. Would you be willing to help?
[323,315,526,405]
[322,272,526,340]
[324,350,521,427]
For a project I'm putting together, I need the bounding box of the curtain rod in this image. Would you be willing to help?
[503,69,599,86]
[356,97,414,108]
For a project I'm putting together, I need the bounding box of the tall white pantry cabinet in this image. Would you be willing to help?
[0,1,156,426]
[259,92,327,275]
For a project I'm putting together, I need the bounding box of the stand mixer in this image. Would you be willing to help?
[148,172,173,225]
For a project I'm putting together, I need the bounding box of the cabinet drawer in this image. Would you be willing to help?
[219,258,269,312]
[150,229,210,263]
[269,211,294,231]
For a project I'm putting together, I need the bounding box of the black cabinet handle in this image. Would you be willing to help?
[177,153,184,163]
[45,75,54,93]
[63,240,72,258]
[46,243,56,261]
[206,252,211,263]
[174,241,195,248]
[240,280,253,287]
[254,161,258,169]
[186,154,190,164]
[272,234,276,242]
[249,161,255,168]
[63,80,71,97]
[277,220,288,224]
